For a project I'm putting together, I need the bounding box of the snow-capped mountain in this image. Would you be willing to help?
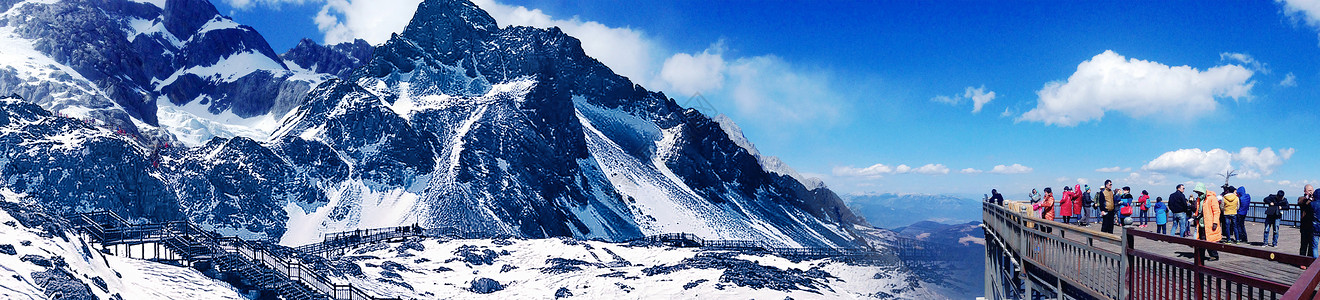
[0,0,868,249]
[0,0,368,146]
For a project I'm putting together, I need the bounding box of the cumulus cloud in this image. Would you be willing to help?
[659,43,726,96]
[1096,166,1132,173]
[930,85,996,114]
[833,163,949,178]
[1281,72,1298,87]
[960,168,983,174]
[1122,172,1168,186]
[1019,50,1255,126]
[988,164,1033,174]
[314,0,424,45]
[472,0,658,84]
[1141,147,1295,179]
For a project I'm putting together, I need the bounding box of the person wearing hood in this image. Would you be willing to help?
[1222,186,1240,244]
[1236,187,1251,244]
[1192,183,1221,260]
[1154,196,1169,235]
[1263,190,1286,247]
[1029,188,1042,217]
[1081,185,1093,226]
[1169,184,1190,238]
[1060,186,1075,224]
[1071,184,1084,225]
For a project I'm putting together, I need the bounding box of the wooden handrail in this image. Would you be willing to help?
[1285,257,1320,299]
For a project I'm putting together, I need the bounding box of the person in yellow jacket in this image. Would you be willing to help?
[1193,183,1221,261]
[1222,186,1240,244]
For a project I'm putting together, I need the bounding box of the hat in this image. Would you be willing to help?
[1064,186,1072,191]
[1084,184,1090,190]
[1194,182,1207,194]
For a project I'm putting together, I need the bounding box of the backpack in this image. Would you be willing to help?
[1265,195,1281,217]
[1094,192,1104,208]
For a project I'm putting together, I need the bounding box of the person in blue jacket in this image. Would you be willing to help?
[1236,187,1251,244]
[1154,196,1169,234]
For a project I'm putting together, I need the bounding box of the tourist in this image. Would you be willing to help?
[1060,186,1074,224]
[1035,187,1055,221]
[1072,184,1084,225]
[1222,186,1239,244]
[1263,190,1286,247]
[1101,180,1117,234]
[1030,188,1042,217]
[1302,185,1316,258]
[1154,196,1169,235]
[1119,187,1134,225]
[1170,184,1190,238]
[1137,190,1151,227]
[990,189,1004,206]
[1081,185,1093,226]
[1309,187,1320,259]
[1236,187,1251,244]
[1193,183,1221,260]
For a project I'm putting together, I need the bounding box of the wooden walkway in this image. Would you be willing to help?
[987,201,1320,299]
[1064,218,1309,284]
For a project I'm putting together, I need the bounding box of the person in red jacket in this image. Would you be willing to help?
[1060,186,1074,224]
[1137,190,1151,227]
[1071,184,1084,225]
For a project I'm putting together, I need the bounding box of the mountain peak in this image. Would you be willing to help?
[400,0,498,53]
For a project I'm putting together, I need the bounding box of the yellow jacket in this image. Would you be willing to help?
[1223,193,1239,216]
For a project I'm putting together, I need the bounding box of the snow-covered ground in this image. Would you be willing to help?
[0,197,246,300]
[330,237,945,299]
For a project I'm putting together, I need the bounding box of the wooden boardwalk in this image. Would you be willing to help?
[1064,218,1310,285]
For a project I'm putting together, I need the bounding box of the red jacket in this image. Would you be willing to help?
[1137,194,1150,210]
[1071,184,1084,215]
[1060,190,1074,217]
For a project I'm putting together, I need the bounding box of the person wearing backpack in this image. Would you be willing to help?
[1154,196,1169,235]
[1263,190,1286,247]
[1137,190,1151,227]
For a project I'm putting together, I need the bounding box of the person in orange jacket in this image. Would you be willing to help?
[1193,183,1221,261]
[1035,187,1055,221]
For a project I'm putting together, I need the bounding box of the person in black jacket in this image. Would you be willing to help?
[1263,190,1286,247]
[1301,185,1315,258]
[1169,184,1189,238]
[989,189,1004,206]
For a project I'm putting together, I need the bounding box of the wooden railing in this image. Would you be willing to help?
[1123,229,1314,299]
[984,201,1320,300]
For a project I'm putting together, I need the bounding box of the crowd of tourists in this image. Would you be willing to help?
[988,182,1320,262]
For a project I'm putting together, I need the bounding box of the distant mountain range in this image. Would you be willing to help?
[845,193,982,229]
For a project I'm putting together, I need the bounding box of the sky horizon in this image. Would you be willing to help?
[216,0,1320,201]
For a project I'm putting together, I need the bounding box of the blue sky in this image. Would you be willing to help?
[217,0,1320,200]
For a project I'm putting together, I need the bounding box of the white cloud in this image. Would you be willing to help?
[1122,172,1168,186]
[1096,166,1131,173]
[472,0,658,84]
[960,168,983,174]
[659,43,726,96]
[314,0,424,45]
[965,86,996,114]
[1019,50,1255,126]
[726,56,843,124]
[930,85,996,114]
[1077,178,1090,185]
[1142,148,1233,179]
[1141,147,1295,179]
[1281,72,1298,87]
[1220,52,1269,74]
[1279,0,1320,42]
[1234,147,1295,176]
[988,164,1032,174]
[833,163,949,178]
